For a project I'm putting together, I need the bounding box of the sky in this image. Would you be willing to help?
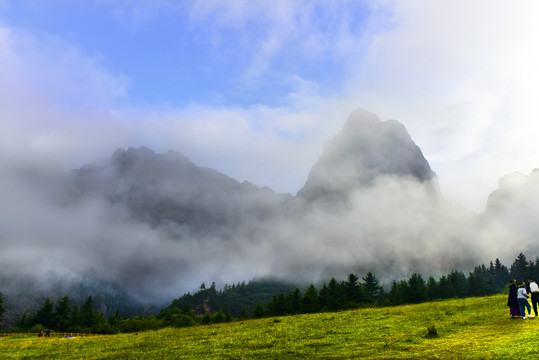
[1,0,539,212]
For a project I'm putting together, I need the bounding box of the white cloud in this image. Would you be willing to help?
[123,99,353,193]
[3,1,539,302]
[349,0,539,210]
[2,0,539,211]
[0,23,131,165]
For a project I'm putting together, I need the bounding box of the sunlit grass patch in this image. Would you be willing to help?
[2,294,538,359]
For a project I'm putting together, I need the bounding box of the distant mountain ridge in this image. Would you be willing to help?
[58,108,443,248]
[67,146,289,235]
[67,108,438,227]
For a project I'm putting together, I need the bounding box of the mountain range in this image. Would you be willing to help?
[2,108,539,322]
[66,108,438,233]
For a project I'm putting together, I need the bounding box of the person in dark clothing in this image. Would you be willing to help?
[507,280,520,317]
[528,278,539,317]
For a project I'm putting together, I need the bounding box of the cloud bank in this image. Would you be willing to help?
[3,110,539,307]
[1,1,539,305]
[2,2,539,210]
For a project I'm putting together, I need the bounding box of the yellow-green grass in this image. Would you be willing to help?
[1,294,537,359]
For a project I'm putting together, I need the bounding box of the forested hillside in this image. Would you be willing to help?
[2,253,537,335]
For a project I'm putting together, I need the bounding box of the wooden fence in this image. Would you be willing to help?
[0,332,105,338]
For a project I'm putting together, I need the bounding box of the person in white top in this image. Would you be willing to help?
[527,278,539,317]
[517,282,533,319]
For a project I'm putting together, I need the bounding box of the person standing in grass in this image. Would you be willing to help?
[517,282,533,319]
[507,280,520,318]
[527,278,539,317]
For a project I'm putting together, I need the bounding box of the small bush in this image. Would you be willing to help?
[168,314,196,328]
[120,317,164,333]
[425,324,438,338]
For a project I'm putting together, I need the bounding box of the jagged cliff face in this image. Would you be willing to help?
[298,109,437,202]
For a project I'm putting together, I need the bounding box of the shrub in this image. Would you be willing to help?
[168,314,196,328]
[120,317,164,333]
[425,324,438,338]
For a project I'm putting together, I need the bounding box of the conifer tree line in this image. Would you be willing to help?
[1,253,538,334]
[12,296,122,334]
[157,253,535,319]
[262,256,516,315]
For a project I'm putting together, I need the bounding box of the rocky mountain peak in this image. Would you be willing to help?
[297,108,436,201]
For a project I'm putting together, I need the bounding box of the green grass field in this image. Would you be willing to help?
[1,294,537,359]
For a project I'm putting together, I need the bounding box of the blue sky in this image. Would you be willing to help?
[1,0,539,211]
[0,1,371,108]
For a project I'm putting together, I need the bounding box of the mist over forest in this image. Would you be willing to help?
[2,109,539,315]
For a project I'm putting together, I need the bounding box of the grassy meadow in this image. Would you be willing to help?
[1,294,538,359]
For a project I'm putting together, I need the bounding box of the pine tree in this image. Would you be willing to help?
[34,298,54,329]
[447,270,467,297]
[252,302,266,318]
[54,296,72,332]
[510,253,530,282]
[437,275,454,299]
[387,280,399,305]
[493,258,510,289]
[407,273,427,303]
[268,293,286,316]
[318,283,330,310]
[467,272,480,296]
[327,278,346,311]
[343,273,361,303]
[286,288,301,315]
[81,296,96,328]
[529,257,539,281]
[387,280,407,305]
[470,264,496,295]
[108,310,122,329]
[300,284,319,314]
[426,276,438,300]
[362,272,382,304]
[71,304,81,329]
[378,287,386,305]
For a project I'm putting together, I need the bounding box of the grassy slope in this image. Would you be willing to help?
[1,294,538,359]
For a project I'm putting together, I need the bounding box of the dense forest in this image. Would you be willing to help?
[1,253,537,334]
